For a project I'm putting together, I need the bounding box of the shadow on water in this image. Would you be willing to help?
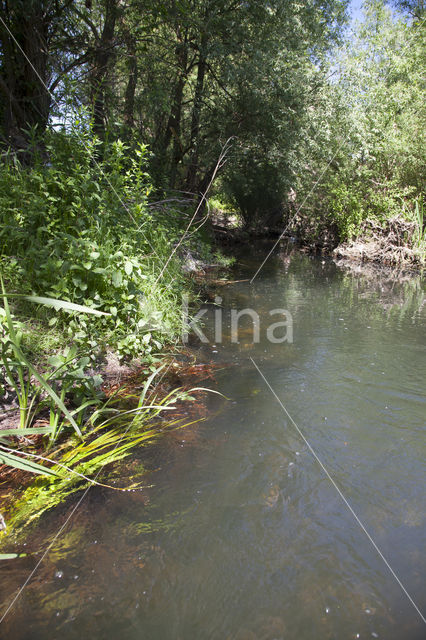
[1,250,425,639]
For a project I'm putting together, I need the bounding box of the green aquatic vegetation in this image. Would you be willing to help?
[126,508,195,537]
[212,251,236,268]
[0,366,213,540]
[1,428,152,537]
[0,412,201,541]
[0,450,57,479]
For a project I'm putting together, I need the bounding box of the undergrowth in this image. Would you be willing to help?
[0,124,218,530]
[0,126,200,364]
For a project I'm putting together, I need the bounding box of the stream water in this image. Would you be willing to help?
[1,250,425,640]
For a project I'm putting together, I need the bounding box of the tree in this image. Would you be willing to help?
[0,0,59,149]
[1,0,349,210]
[389,0,425,18]
[292,0,425,242]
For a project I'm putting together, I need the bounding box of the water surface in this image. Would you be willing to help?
[1,251,425,639]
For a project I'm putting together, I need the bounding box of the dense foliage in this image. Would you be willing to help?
[0,125,201,464]
[1,1,348,200]
[0,1,424,244]
[0,126,193,360]
[291,0,425,247]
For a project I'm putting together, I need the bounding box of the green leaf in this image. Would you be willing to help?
[22,296,110,316]
[124,261,133,275]
[112,271,123,287]
[0,426,53,436]
[8,341,83,438]
[0,449,60,476]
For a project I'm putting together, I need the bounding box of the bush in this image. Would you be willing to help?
[0,128,191,361]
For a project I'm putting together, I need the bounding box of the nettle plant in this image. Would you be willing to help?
[0,129,188,358]
[46,346,104,442]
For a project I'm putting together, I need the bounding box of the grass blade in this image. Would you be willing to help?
[0,448,60,477]
[0,426,53,436]
[23,296,110,316]
[10,341,82,438]
[0,294,110,316]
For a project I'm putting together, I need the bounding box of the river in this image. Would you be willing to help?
[1,250,425,639]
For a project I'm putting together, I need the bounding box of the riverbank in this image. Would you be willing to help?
[0,241,231,545]
[210,206,425,270]
[333,216,425,269]
[0,129,226,496]
[0,132,228,541]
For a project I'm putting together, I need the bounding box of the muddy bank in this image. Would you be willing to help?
[212,214,424,270]
[334,216,424,269]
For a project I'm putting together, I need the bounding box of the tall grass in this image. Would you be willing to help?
[0,280,85,436]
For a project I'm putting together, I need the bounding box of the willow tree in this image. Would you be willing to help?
[291,0,426,242]
[115,0,348,201]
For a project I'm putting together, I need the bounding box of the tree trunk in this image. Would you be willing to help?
[185,30,208,193]
[0,1,50,151]
[89,0,118,139]
[123,23,138,131]
[163,31,188,189]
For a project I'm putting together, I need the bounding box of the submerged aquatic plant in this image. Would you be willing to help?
[0,365,219,540]
[0,415,200,539]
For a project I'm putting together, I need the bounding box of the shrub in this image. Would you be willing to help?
[0,128,191,360]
